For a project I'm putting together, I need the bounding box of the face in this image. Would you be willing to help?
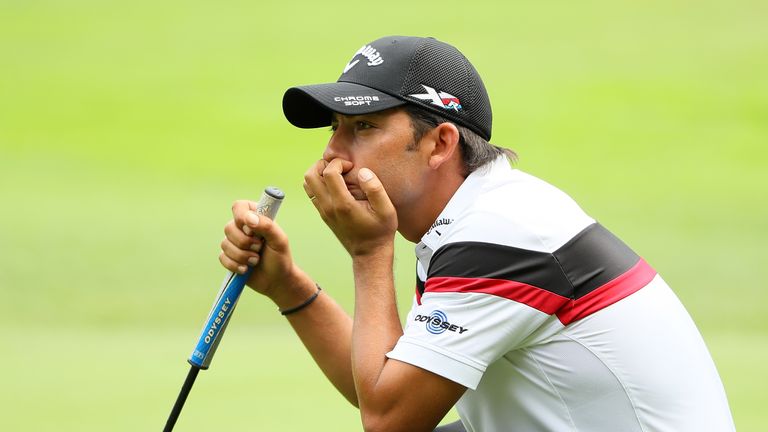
[323,108,428,215]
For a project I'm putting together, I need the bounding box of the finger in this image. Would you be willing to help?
[303,160,326,202]
[327,158,354,174]
[240,213,290,255]
[303,182,320,208]
[219,252,248,275]
[242,208,279,240]
[224,220,263,250]
[358,168,395,215]
[243,211,260,230]
[249,236,264,251]
[243,201,263,235]
[322,158,355,202]
[220,237,261,267]
[232,200,260,234]
[304,160,330,207]
[314,159,330,176]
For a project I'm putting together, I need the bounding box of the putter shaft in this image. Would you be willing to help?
[164,366,200,432]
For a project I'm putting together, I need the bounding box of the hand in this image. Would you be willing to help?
[219,200,312,304]
[303,158,398,257]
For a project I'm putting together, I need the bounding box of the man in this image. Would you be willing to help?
[219,36,735,431]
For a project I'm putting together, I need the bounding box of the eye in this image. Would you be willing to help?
[356,121,373,130]
[329,123,339,132]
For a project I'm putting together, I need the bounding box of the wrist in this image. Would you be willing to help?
[352,244,394,284]
[279,283,322,315]
[351,241,395,263]
[268,265,317,310]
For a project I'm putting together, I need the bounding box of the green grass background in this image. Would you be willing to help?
[1,0,766,430]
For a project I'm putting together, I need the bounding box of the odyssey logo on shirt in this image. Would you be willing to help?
[415,310,469,335]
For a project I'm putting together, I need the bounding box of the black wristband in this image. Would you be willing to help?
[279,284,322,316]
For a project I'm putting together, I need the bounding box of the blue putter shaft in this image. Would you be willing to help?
[188,186,284,369]
[164,187,285,432]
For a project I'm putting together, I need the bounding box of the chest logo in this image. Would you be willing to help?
[426,218,453,236]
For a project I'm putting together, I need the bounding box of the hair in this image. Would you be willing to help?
[402,104,516,176]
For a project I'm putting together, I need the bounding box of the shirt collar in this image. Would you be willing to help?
[417,156,513,251]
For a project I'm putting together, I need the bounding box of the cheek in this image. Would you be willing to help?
[380,160,422,206]
[354,128,421,202]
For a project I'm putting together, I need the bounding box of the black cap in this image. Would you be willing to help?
[282,36,493,140]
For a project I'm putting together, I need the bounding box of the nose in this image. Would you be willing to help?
[322,127,349,162]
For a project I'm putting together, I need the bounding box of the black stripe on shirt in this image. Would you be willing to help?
[553,223,641,299]
[426,223,639,300]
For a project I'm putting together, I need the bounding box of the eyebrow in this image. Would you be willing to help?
[331,112,387,123]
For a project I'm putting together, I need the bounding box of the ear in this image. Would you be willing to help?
[427,122,460,170]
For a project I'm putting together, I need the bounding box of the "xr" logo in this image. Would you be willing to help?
[408,85,462,112]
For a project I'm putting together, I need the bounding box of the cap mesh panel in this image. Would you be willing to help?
[399,39,492,140]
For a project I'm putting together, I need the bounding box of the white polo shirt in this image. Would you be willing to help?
[387,157,734,431]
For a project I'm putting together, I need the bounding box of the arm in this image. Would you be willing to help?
[220,201,357,405]
[305,160,466,432]
[351,248,466,432]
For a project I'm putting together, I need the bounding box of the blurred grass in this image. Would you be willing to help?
[1,0,766,430]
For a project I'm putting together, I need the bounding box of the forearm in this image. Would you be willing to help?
[300,161,464,430]
[271,268,357,406]
[348,247,465,431]
[350,244,403,410]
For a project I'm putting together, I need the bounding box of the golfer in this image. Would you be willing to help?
[219,36,735,431]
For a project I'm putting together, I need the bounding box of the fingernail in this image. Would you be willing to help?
[248,256,259,266]
[359,168,373,181]
[246,212,259,226]
[250,243,261,251]
[237,265,248,274]
[243,225,252,236]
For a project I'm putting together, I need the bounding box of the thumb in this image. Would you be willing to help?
[358,168,395,216]
[249,215,290,254]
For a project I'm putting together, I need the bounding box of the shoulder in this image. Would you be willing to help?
[440,169,595,253]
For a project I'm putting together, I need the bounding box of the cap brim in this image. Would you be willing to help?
[282,82,406,129]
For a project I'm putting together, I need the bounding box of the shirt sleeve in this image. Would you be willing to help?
[387,241,571,390]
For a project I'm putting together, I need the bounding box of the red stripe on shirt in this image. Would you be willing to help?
[425,276,569,315]
[423,259,656,325]
[556,259,656,325]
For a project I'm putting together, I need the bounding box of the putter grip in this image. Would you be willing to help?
[187,187,285,369]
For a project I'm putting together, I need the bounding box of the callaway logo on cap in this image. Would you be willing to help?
[343,44,385,73]
[282,35,493,140]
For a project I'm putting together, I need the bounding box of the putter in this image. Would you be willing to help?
[163,187,285,432]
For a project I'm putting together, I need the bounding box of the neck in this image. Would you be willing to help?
[397,168,465,243]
